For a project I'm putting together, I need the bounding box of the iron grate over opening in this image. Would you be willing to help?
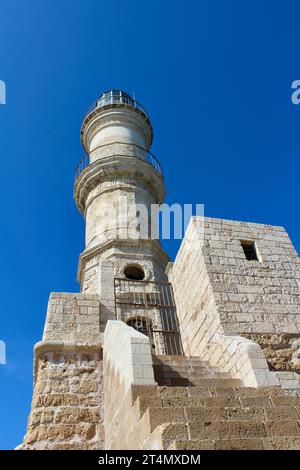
[114,277,183,356]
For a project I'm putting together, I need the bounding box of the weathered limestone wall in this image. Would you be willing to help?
[43,293,103,342]
[22,344,103,450]
[20,292,107,449]
[169,216,300,386]
[243,334,300,373]
[201,218,300,338]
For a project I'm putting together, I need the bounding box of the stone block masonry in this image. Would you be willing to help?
[102,353,300,450]
[243,333,300,373]
[168,217,300,386]
[20,343,104,450]
[43,292,106,343]
[201,217,300,338]
[18,292,107,450]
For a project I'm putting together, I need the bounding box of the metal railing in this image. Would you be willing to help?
[84,90,149,121]
[114,277,183,356]
[75,142,163,181]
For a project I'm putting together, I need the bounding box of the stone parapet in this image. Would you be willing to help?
[18,340,104,450]
[103,320,155,389]
[103,320,156,449]
[42,292,105,343]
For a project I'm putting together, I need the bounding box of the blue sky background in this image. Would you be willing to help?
[0,0,300,449]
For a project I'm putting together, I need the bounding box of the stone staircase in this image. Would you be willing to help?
[153,355,243,387]
[125,355,300,450]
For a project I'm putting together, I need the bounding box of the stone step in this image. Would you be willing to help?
[155,393,297,411]
[152,355,239,387]
[145,406,186,431]
[235,387,284,398]
[153,365,218,376]
[138,386,300,420]
[144,402,300,429]
[131,353,300,450]
[154,370,243,385]
[158,385,238,401]
[154,385,287,405]
[153,356,237,378]
[153,355,203,364]
[140,392,300,419]
[169,436,300,450]
[168,438,264,450]
[271,396,300,407]
[132,357,300,450]
[158,383,284,396]
[153,370,217,381]
[153,360,214,368]
[184,405,300,423]
[145,406,300,450]
[192,378,244,387]
[156,377,193,387]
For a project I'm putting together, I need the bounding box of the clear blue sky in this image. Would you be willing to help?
[0,0,299,449]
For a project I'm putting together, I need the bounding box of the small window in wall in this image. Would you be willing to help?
[241,240,259,261]
[124,265,145,280]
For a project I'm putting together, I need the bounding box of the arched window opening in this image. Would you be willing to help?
[127,317,156,351]
[127,317,148,334]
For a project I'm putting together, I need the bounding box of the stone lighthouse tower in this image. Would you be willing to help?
[20,91,179,450]
[75,90,168,301]
[74,90,176,349]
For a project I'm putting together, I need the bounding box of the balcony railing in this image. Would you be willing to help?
[75,142,163,181]
[83,90,149,121]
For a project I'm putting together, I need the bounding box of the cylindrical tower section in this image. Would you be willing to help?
[80,90,153,164]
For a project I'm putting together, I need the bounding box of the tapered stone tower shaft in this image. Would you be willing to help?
[74,90,168,322]
[74,90,169,310]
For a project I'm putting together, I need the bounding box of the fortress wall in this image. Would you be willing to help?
[170,217,300,378]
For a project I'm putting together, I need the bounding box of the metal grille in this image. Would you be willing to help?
[114,278,183,356]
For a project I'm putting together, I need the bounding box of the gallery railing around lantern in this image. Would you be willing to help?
[75,142,163,181]
[83,90,149,122]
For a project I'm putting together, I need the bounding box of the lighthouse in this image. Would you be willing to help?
[19,90,300,452]
[74,90,181,353]
[75,90,169,292]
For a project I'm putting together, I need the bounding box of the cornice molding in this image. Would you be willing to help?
[77,238,170,284]
[74,155,165,214]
